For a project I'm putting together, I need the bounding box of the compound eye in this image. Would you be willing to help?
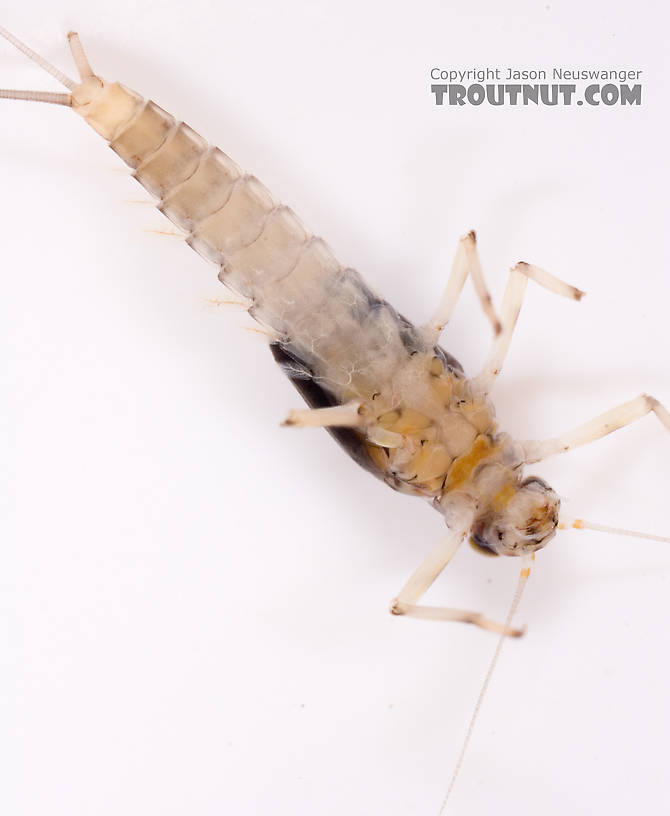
[469,521,500,557]
[469,535,500,557]
[519,476,552,491]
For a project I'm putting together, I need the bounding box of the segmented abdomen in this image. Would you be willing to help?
[104,96,432,403]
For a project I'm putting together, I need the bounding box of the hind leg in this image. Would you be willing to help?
[423,231,501,345]
[472,261,584,395]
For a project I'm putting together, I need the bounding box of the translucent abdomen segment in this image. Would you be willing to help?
[134,122,207,198]
[158,148,242,232]
[110,100,175,167]
[186,176,276,265]
[252,237,341,334]
[221,207,309,299]
[83,82,143,140]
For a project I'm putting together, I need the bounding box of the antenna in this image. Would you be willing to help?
[0,26,76,89]
[438,554,533,813]
[559,516,670,544]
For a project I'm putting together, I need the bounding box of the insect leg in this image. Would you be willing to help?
[472,261,584,394]
[282,401,363,428]
[282,403,406,448]
[422,230,501,345]
[521,393,670,463]
[389,532,524,637]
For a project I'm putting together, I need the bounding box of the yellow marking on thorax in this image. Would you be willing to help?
[358,358,496,497]
[429,357,444,376]
[459,402,495,434]
[411,441,452,482]
[366,442,391,474]
[490,482,517,513]
[429,370,455,405]
[378,408,432,434]
[444,434,497,491]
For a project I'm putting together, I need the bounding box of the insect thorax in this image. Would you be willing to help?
[351,350,560,556]
[363,353,501,498]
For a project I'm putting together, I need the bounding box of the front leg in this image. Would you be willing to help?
[522,393,670,463]
[390,531,525,637]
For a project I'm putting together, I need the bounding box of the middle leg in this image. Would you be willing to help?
[281,401,404,448]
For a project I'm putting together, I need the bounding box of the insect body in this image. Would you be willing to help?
[60,37,571,591]
[3,28,670,812]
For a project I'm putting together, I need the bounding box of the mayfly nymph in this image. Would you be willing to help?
[2,28,669,812]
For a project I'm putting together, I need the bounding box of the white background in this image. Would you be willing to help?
[2,2,669,814]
